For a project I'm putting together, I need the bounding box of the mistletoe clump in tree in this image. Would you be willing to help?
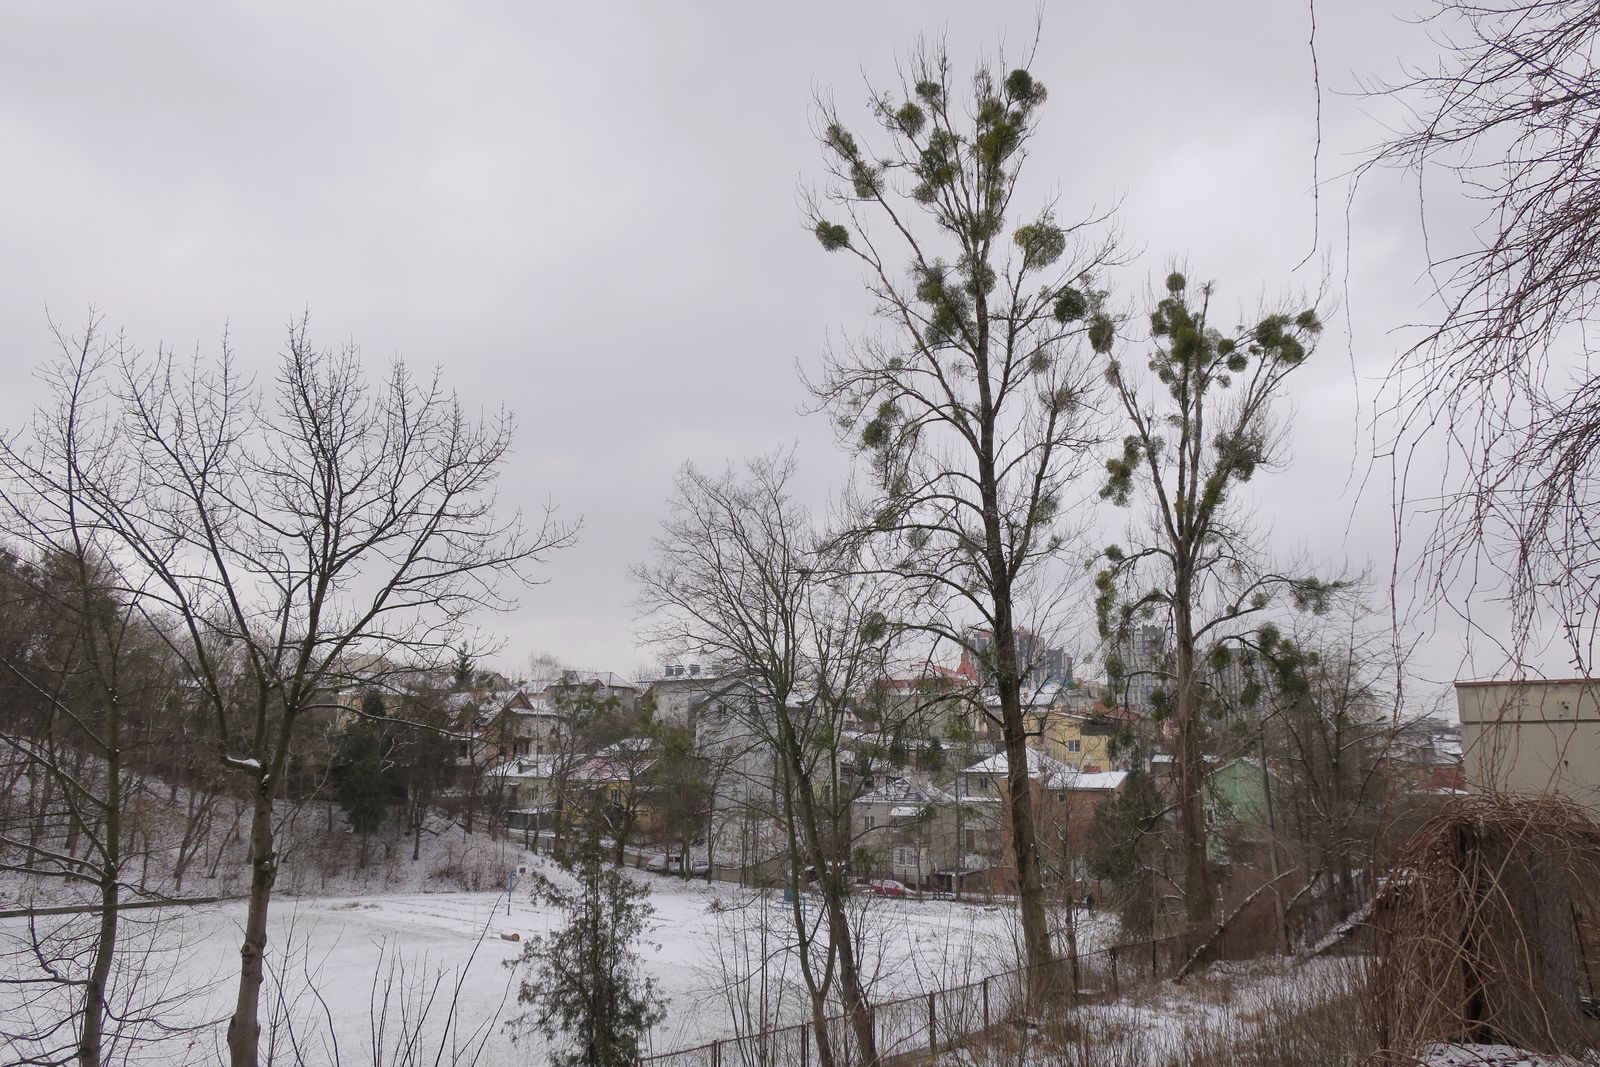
[1096,271,1341,958]
[806,39,1121,984]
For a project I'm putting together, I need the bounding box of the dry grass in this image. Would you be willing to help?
[937,957,1377,1067]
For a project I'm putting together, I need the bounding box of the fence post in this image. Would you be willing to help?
[711,1039,720,1067]
[1111,947,1120,997]
[1150,936,1158,978]
[928,991,937,1052]
[801,1021,809,1067]
[982,976,990,1030]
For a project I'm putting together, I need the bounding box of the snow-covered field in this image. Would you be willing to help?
[1,862,1111,1067]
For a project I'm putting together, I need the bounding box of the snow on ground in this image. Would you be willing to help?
[0,857,1112,1067]
[927,956,1375,1067]
[1055,957,1356,1052]
[1420,1046,1599,1067]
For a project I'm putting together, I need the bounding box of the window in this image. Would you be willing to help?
[1066,739,1081,753]
[965,829,976,850]
[894,846,914,867]
[864,815,876,830]
[513,740,530,756]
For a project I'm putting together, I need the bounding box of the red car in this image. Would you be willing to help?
[868,879,908,898]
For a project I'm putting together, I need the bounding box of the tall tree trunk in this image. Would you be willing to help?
[1173,590,1217,956]
[78,733,119,1067]
[703,798,715,883]
[776,760,838,1067]
[613,807,630,869]
[28,761,51,867]
[993,607,1053,990]
[226,783,278,1067]
[978,388,1053,984]
[777,711,878,1067]
[1258,719,1287,954]
[412,801,422,862]
[174,790,217,894]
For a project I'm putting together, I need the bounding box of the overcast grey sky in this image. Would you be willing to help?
[0,1,1511,703]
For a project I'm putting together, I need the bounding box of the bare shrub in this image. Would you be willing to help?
[1371,793,1600,1056]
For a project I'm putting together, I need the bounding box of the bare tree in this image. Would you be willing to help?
[1253,613,1390,906]
[804,36,1121,983]
[0,345,190,1067]
[0,311,572,1067]
[635,453,903,1067]
[1095,272,1337,956]
[1368,0,1600,673]
[0,552,148,1067]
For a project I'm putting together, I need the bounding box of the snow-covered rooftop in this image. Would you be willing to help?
[961,748,1075,781]
[1050,769,1128,791]
[856,777,956,808]
[488,754,562,779]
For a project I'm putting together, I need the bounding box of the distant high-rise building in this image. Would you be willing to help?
[1111,625,1168,713]
[967,627,1071,694]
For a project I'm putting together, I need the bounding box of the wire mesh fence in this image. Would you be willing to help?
[640,936,1182,1067]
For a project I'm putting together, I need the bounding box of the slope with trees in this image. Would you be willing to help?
[0,313,572,1067]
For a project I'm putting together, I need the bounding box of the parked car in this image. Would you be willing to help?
[645,853,675,874]
[868,879,908,898]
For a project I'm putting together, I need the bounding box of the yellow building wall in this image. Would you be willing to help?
[1024,712,1113,769]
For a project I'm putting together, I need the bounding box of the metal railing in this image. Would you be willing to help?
[641,936,1183,1067]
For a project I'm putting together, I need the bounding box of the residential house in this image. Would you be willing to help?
[641,670,793,875]
[956,748,1073,892]
[853,778,961,889]
[569,738,656,807]
[953,749,1130,894]
[495,737,660,849]
[1149,752,1272,865]
[1386,714,1466,796]
[485,688,562,760]
[868,666,981,742]
[492,754,563,838]
[645,664,729,728]
[1025,703,1134,771]
[1036,767,1130,885]
[544,670,640,713]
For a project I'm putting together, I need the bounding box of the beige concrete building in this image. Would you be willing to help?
[1455,678,1600,815]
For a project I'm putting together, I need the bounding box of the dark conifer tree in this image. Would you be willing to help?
[515,831,665,1067]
